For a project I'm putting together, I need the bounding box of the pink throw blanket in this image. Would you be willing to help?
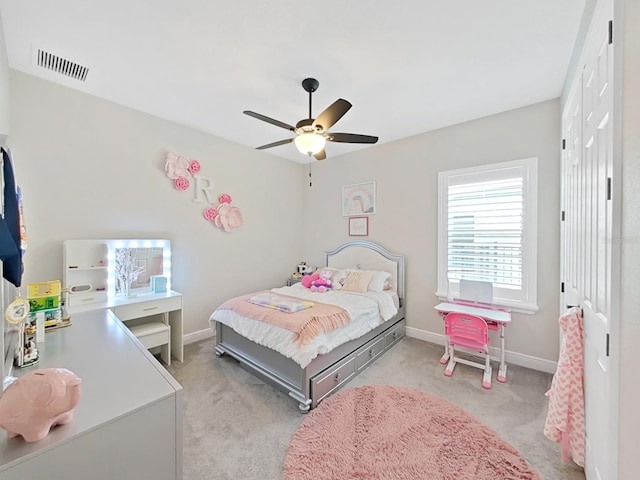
[543,307,585,467]
[217,291,351,346]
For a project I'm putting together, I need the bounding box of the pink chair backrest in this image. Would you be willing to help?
[445,312,489,351]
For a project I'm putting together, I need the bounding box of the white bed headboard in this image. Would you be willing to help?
[323,240,405,299]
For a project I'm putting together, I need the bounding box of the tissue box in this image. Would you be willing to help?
[150,275,168,293]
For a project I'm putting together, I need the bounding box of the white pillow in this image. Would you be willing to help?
[368,270,392,292]
[341,270,375,293]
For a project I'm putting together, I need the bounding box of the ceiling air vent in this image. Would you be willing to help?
[35,48,89,82]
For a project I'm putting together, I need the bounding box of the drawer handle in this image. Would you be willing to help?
[143,306,160,312]
[334,373,341,382]
[81,297,95,302]
[392,332,399,339]
[368,349,375,356]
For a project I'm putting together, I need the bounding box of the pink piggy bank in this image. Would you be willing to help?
[0,368,82,442]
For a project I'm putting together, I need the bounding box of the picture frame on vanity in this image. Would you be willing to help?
[342,181,376,216]
[348,216,369,236]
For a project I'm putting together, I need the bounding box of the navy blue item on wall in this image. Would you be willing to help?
[1,147,24,287]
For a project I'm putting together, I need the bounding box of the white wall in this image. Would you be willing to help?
[618,0,640,476]
[561,0,598,104]
[0,9,9,142]
[0,8,9,387]
[303,99,562,366]
[8,71,306,338]
[8,68,564,368]
[5,67,565,371]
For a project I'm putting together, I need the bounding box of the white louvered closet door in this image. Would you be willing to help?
[561,0,614,478]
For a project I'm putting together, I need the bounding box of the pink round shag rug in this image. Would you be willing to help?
[284,385,542,480]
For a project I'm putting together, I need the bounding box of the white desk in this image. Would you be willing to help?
[434,302,511,382]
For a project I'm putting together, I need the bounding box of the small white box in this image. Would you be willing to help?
[35,311,46,343]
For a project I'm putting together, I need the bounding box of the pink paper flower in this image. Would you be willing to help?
[175,176,190,191]
[213,203,244,232]
[165,152,191,179]
[203,207,218,221]
[218,193,232,204]
[188,160,201,175]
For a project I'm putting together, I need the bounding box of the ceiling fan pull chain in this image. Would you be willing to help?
[309,162,312,187]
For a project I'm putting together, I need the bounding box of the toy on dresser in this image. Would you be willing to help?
[0,368,82,442]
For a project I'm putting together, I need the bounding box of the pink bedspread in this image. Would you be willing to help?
[217,291,351,346]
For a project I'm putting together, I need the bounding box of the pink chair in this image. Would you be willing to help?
[443,312,492,389]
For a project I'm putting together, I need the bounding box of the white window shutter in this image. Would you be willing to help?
[438,158,538,312]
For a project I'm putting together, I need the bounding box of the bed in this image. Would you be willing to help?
[210,240,405,412]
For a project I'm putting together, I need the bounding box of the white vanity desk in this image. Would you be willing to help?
[63,239,183,365]
[69,290,184,365]
[0,309,183,479]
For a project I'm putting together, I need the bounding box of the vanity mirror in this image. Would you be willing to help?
[63,239,172,311]
[107,239,171,297]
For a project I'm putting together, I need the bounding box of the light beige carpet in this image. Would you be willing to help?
[167,337,586,480]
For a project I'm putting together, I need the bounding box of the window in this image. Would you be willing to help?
[437,158,538,312]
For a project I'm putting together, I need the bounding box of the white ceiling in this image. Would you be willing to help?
[0,0,585,163]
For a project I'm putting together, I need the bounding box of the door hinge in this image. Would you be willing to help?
[561,210,565,221]
[607,177,612,200]
[606,333,610,357]
[561,282,565,293]
[562,138,566,150]
[608,20,613,44]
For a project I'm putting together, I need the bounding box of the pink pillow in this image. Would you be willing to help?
[301,273,319,288]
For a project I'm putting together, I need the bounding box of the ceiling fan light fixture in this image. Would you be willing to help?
[294,133,326,156]
[245,78,376,159]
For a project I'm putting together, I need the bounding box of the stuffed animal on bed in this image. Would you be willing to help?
[310,269,333,293]
[301,273,319,289]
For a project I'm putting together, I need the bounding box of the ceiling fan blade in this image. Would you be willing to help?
[314,149,327,161]
[243,111,295,131]
[312,99,352,131]
[327,133,378,144]
[256,138,294,150]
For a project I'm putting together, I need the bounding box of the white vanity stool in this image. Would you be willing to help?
[112,291,183,366]
[129,322,171,365]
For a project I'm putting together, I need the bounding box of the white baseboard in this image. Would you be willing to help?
[183,327,215,345]
[405,326,558,374]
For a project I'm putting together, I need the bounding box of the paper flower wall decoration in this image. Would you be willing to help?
[174,177,189,191]
[165,152,190,180]
[202,194,244,232]
[187,160,201,175]
[164,152,244,232]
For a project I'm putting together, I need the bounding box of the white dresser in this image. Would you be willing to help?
[0,309,183,479]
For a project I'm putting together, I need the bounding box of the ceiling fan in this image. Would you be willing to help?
[243,78,378,160]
